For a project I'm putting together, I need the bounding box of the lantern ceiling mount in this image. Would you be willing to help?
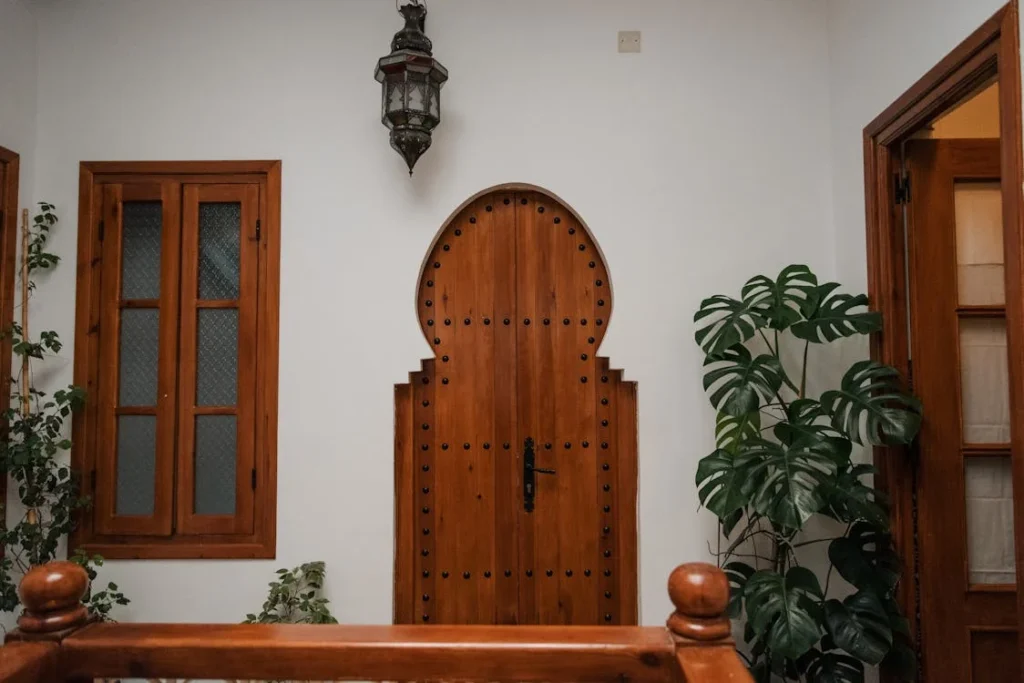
[374,1,449,175]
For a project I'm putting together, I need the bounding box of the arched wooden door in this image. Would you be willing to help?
[394,186,637,625]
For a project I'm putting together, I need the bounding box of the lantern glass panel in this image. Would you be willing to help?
[429,84,440,118]
[393,82,408,113]
[409,83,424,112]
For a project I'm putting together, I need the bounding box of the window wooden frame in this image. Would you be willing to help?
[72,160,281,559]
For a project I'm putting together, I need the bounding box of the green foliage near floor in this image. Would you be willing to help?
[245,561,338,624]
[693,265,920,682]
[0,203,128,626]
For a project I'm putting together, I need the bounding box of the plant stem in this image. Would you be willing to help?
[758,329,776,356]
[790,536,839,549]
[799,340,809,399]
[759,329,799,400]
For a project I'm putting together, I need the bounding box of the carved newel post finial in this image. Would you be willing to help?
[666,563,731,641]
[16,561,90,636]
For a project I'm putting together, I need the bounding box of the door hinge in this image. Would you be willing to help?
[906,358,914,392]
[90,468,97,491]
[255,219,261,242]
[251,468,257,490]
[894,172,911,205]
[98,220,105,242]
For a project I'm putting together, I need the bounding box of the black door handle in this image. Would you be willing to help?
[523,437,555,512]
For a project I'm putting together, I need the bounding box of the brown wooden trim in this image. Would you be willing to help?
[957,305,1007,317]
[71,161,281,560]
[394,380,415,624]
[963,444,1012,457]
[81,160,279,175]
[997,5,1024,677]
[60,623,679,682]
[863,3,1023,679]
[0,146,19,544]
[0,641,59,683]
[73,539,274,560]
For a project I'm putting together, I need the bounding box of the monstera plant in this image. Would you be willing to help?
[693,265,920,682]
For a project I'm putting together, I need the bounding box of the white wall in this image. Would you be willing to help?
[0,0,37,634]
[0,0,36,207]
[21,0,836,625]
[826,0,1007,292]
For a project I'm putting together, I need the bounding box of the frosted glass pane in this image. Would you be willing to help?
[960,318,1011,443]
[121,201,162,300]
[118,308,159,407]
[116,415,157,515]
[958,265,1005,306]
[198,202,240,300]
[955,182,1004,305]
[195,415,236,515]
[966,457,1016,584]
[196,309,238,406]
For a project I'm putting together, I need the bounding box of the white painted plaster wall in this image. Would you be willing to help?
[9,0,837,626]
[825,0,1007,292]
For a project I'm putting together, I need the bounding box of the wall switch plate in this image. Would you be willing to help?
[618,31,641,53]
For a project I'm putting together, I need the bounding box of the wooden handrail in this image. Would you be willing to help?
[0,642,58,683]
[3,561,752,683]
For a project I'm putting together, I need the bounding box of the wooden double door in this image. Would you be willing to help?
[395,187,637,625]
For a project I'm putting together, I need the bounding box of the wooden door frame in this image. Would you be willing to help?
[0,145,20,533]
[862,1,1024,677]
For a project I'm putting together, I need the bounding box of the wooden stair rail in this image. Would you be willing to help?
[3,561,752,683]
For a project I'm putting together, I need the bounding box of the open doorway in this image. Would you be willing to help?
[863,3,1024,682]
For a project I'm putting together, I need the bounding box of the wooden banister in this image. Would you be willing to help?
[0,642,58,683]
[4,561,752,683]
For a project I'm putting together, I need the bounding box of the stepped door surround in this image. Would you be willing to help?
[394,183,638,625]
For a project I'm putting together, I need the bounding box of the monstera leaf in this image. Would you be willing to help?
[824,463,889,529]
[828,522,900,596]
[745,567,823,659]
[821,361,921,446]
[825,591,893,665]
[695,449,757,519]
[773,402,851,466]
[703,346,784,416]
[798,641,865,683]
[791,283,882,343]
[694,294,767,356]
[742,265,819,330]
[724,561,755,619]
[716,410,762,454]
[743,437,839,529]
[881,598,916,681]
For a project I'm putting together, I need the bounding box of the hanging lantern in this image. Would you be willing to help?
[374,1,449,175]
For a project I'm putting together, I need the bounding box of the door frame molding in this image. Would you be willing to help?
[862,1,1024,676]
[0,145,20,538]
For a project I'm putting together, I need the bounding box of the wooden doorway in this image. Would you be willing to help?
[863,3,1024,680]
[394,185,638,626]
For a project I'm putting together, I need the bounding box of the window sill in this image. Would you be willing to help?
[74,539,275,560]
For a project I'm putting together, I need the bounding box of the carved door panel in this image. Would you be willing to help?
[395,187,637,626]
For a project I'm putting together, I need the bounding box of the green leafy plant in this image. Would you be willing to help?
[693,265,920,682]
[0,203,128,626]
[244,561,338,624]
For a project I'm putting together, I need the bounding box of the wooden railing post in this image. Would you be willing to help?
[5,561,90,642]
[666,562,753,683]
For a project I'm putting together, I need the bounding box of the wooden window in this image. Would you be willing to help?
[72,162,280,559]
